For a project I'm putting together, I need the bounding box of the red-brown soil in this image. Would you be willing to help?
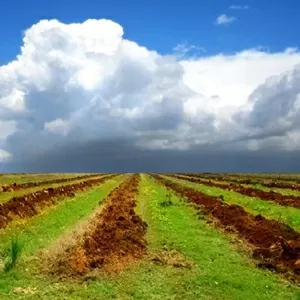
[53,174,147,276]
[0,174,103,192]
[151,174,300,283]
[0,174,118,230]
[169,174,300,208]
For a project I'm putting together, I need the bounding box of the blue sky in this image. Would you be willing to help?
[0,0,299,64]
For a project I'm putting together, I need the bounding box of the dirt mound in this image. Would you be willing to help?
[52,174,147,276]
[0,174,118,229]
[152,174,300,283]
[0,174,102,192]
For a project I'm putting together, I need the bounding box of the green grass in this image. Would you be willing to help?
[163,175,300,232]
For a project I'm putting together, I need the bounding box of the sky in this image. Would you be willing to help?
[0,0,300,172]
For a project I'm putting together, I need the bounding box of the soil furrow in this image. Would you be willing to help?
[169,174,300,208]
[0,173,104,192]
[51,174,147,276]
[151,174,300,283]
[0,174,118,230]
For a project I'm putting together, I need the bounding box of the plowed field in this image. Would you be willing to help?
[0,173,299,300]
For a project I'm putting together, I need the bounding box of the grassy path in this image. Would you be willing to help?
[164,175,300,232]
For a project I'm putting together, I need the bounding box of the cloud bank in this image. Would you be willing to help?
[1,19,300,172]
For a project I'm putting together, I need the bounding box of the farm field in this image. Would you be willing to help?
[0,173,300,299]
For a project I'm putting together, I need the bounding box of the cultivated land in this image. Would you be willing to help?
[0,173,299,299]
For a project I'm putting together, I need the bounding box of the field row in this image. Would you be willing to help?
[0,173,299,299]
[0,173,103,192]
[168,174,300,231]
[0,174,111,204]
[168,174,300,208]
[0,174,117,229]
[195,172,300,183]
[181,172,300,191]
[156,174,300,279]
